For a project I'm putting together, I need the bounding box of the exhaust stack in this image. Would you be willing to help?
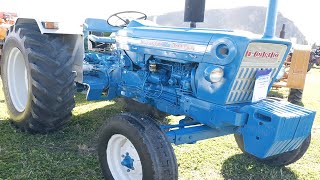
[279,24,286,39]
[263,0,279,38]
[184,0,206,28]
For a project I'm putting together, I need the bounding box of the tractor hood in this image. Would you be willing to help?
[119,20,215,45]
[115,20,291,105]
[115,20,262,63]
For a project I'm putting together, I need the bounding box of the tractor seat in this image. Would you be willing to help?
[84,18,120,33]
[84,18,120,44]
[88,34,115,43]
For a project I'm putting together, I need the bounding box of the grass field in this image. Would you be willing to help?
[0,67,319,179]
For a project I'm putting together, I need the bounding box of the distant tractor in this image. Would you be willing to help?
[0,12,17,58]
[0,0,316,179]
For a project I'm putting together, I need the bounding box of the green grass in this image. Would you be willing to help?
[0,67,320,179]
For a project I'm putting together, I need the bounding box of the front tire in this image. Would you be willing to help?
[0,22,77,133]
[98,113,178,180]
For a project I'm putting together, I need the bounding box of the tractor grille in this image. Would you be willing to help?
[225,42,288,104]
[226,67,278,104]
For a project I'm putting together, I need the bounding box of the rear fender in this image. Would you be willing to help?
[1,18,84,82]
[15,18,83,35]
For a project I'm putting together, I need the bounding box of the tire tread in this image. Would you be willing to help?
[1,22,76,133]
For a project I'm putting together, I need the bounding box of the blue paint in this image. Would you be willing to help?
[256,69,272,77]
[88,35,116,43]
[239,98,316,158]
[164,98,315,156]
[165,125,237,145]
[263,0,278,38]
[121,152,135,170]
[84,18,121,33]
[79,0,316,159]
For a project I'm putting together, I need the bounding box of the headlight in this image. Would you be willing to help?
[42,22,59,29]
[210,38,237,65]
[209,67,224,83]
[216,43,229,59]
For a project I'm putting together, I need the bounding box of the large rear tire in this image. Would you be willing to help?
[234,134,311,166]
[307,62,314,72]
[0,22,77,133]
[98,113,178,180]
[288,88,303,105]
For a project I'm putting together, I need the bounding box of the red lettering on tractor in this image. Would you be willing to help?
[245,50,279,59]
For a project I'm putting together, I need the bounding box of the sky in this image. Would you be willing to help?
[0,0,319,43]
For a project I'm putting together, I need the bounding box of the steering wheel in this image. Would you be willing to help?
[107,11,147,27]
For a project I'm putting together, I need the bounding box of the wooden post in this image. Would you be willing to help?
[287,46,311,89]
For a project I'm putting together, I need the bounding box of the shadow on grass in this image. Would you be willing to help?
[58,97,124,151]
[221,154,298,180]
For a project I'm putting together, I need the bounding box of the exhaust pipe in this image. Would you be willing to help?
[184,0,206,28]
[263,0,279,38]
[279,24,286,39]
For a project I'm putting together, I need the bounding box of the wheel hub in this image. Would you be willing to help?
[7,47,29,112]
[121,152,135,170]
[107,134,143,180]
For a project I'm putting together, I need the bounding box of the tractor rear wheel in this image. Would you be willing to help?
[307,62,314,72]
[234,134,311,166]
[0,22,77,133]
[288,88,303,105]
[98,113,178,180]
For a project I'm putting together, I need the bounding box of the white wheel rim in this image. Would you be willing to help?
[107,134,143,180]
[7,47,29,112]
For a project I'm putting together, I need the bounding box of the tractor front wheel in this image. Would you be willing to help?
[98,113,178,180]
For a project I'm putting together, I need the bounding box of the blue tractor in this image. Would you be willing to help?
[0,0,315,179]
